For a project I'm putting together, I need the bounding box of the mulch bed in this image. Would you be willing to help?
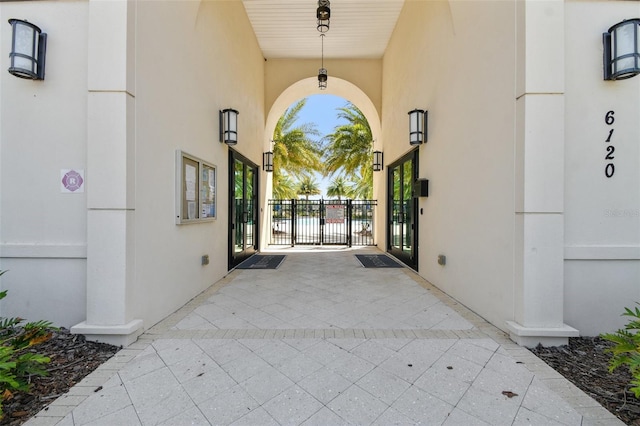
[0,328,119,426]
[530,337,640,425]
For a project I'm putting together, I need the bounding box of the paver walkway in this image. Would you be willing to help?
[26,247,623,425]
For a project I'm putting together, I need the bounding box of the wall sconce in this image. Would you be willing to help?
[317,0,330,33]
[373,151,383,172]
[263,151,274,172]
[219,108,238,145]
[409,109,427,145]
[8,19,47,80]
[603,18,640,80]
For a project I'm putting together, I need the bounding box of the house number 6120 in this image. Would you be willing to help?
[604,110,615,178]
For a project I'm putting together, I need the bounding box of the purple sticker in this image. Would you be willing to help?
[62,170,84,192]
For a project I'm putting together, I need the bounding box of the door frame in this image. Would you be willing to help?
[386,149,419,270]
[228,150,259,269]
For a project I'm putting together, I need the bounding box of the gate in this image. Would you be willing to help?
[269,199,376,246]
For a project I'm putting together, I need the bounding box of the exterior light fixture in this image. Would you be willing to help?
[219,108,238,145]
[373,151,383,172]
[263,151,274,172]
[318,68,328,90]
[603,18,640,80]
[317,0,330,33]
[8,19,47,80]
[408,109,427,145]
[318,34,328,90]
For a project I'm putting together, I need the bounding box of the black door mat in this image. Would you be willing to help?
[236,255,286,269]
[355,254,404,268]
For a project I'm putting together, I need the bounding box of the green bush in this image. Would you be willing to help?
[601,303,640,398]
[0,270,54,420]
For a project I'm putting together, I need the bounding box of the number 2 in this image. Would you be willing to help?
[605,145,615,160]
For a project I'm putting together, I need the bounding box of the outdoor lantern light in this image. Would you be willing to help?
[317,0,330,33]
[603,18,640,80]
[409,109,427,145]
[373,151,383,172]
[263,151,274,172]
[318,68,328,90]
[8,19,47,80]
[219,108,238,145]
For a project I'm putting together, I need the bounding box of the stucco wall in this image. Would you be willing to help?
[0,1,89,326]
[0,0,265,333]
[564,0,640,335]
[382,0,517,329]
[264,59,382,124]
[132,0,265,328]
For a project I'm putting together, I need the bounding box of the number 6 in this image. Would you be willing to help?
[605,111,615,125]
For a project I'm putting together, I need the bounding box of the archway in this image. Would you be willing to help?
[260,77,383,248]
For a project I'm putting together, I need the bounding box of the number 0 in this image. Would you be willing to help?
[605,163,615,178]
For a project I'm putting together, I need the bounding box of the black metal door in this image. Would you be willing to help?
[229,151,258,269]
[387,150,418,270]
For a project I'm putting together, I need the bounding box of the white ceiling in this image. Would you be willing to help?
[241,0,405,59]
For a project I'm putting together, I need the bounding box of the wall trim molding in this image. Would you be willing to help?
[0,243,87,259]
[565,245,640,260]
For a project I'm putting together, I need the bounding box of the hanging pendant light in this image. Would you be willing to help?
[317,0,330,33]
[318,34,328,90]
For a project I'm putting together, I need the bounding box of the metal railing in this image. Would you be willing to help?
[269,199,377,246]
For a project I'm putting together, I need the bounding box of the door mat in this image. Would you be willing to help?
[355,254,404,268]
[236,255,286,269]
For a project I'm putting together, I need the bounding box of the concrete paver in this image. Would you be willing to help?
[26,247,624,426]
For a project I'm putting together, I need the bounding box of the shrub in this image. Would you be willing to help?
[0,270,54,420]
[601,303,640,398]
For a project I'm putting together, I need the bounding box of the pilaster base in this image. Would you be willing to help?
[506,320,579,348]
[71,319,144,347]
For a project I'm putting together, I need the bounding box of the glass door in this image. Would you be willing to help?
[387,150,418,270]
[229,151,258,269]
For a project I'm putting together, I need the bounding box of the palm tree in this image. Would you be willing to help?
[272,173,297,200]
[348,172,373,200]
[271,99,323,199]
[326,176,352,200]
[323,103,373,177]
[322,103,374,199]
[296,175,321,200]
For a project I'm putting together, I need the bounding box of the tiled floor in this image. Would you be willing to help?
[26,247,623,426]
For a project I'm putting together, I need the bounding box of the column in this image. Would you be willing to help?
[506,0,579,346]
[71,0,142,346]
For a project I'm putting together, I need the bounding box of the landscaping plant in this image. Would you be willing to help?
[0,270,54,420]
[601,303,640,398]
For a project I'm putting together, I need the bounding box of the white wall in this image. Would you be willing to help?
[382,0,517,329]
[564,0,640,335]
[0,1,89,326]
[132,0,265,329]
[0,0,266,335]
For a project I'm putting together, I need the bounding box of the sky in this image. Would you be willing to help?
[292,93,350,197]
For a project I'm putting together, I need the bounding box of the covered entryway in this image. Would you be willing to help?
[269,199,377,247]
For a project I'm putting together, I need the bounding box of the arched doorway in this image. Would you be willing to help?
[261,77,383,251]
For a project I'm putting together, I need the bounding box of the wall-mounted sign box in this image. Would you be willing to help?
[176,150,216,224]
[414,178,429,197]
